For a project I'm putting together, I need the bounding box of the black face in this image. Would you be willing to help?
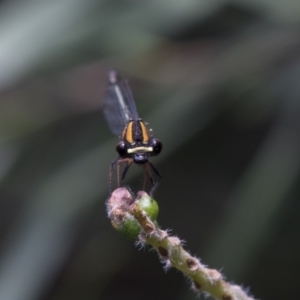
[116,137,163,164]
[133,153,148,164]
[116,140,149,164]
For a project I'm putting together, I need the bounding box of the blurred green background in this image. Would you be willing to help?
[0,1,300,299]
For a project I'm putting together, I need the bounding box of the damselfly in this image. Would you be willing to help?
[103,70,162,196]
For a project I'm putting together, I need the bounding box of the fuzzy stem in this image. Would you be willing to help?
[107,188,256,300]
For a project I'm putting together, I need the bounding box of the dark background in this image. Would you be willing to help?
[0,1,299,299]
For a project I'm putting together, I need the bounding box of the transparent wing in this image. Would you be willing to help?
[103,70,139,136]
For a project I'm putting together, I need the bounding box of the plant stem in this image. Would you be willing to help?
[107,188,256,300]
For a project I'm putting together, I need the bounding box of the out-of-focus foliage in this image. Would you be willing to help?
[0,1,299,300]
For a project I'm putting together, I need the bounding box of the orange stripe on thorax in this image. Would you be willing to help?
[125,121,134,143]
[123,120,150,144]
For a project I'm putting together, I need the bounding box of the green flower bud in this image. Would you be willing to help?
[114,214,141,240]
[136,191,159,221]
[108,189,160,240]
